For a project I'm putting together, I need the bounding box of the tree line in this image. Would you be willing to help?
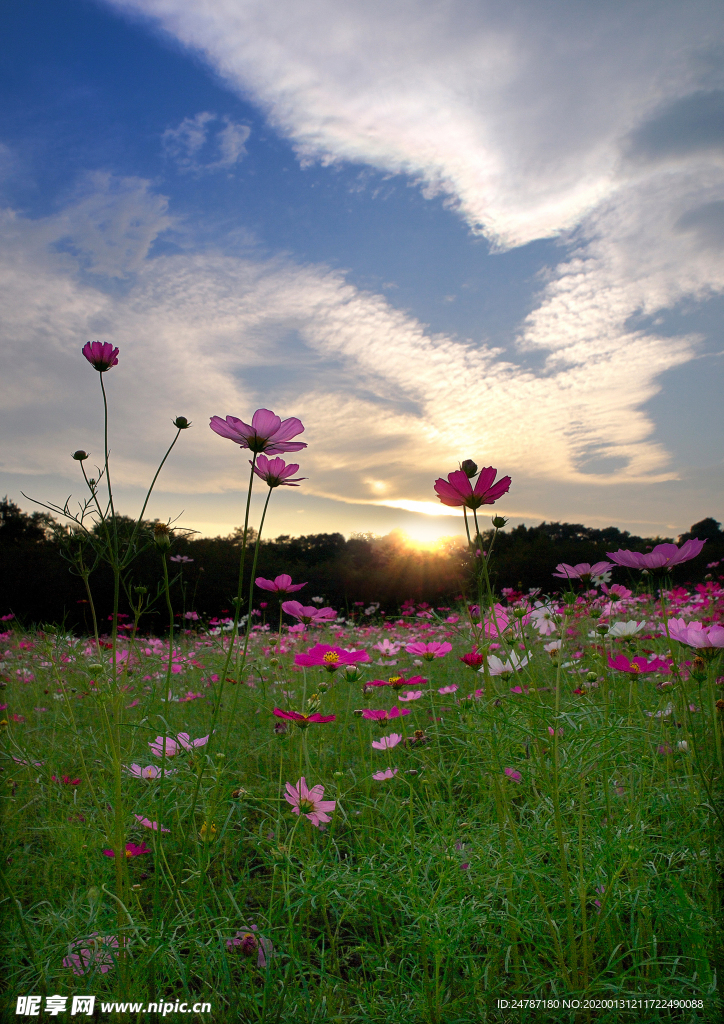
[1,496,721,632]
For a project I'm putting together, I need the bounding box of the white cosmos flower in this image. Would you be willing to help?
[484,653,530,676]
[606,620,647,637]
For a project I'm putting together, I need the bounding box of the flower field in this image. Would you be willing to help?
[1,345,722,1023]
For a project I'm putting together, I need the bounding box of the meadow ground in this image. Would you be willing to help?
[1,577,723,1024]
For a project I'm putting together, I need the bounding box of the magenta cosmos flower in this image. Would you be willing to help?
[608,654,671,675]
[460,650,485,669]
[273,708,336,727]
[434,466,511,509]
[366,673,427,691]
[209,409,306,455]
[361,705,411,721]
[665,619,724,649]
[294,644,370,672]
[552,561,613,580]
[282,600,336,625]
[284,777,336,827]
[405,641,452,661]
[256,573,306,594]
[82,341,119,372]
[252,454,306,487]
[607,538,706,570]
[102,841,150,858]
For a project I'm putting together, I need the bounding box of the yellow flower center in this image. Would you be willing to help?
[323,652,340,663]
[389,676,402,686]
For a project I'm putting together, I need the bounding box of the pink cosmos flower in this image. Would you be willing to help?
[608,654,670,675]
[133,814,170,833]
[504,768,522,783]
[63,933,119,976]
[272,708,336,726]
[371,732,403,750]
[282,601,337,625]
[252,454,306,488]
[366,673,426,691]
[405,641,452,661]
[11,755,43,768]
[256,574,307,594]
[372,639,402,656]
[547,726,564,737]
[294,644,370,671]
[552,561,613,580]
[438,684,459,695]
[434,466,511,509]
[226,926,273,967]
[460,650,485,669]
[607,538,706,570]
[102,842,150,858]
[372,768,399,781]
[284,777,336,827]
[209,409,306,455]
[398,690,424,701]
[124,764,177,779]
[148,732,209,757]
[665,619,724,649]
[600,583,632,600]
[169,554,194,564]
[51,775,81,786]
[361,705,411,721]
[82,341,119,372]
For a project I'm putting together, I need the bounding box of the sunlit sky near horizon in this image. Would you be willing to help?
[1,0,723,546]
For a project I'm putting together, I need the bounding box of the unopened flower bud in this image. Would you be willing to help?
[72,450,90,461]
[586,671,598,682]
[153,522,172,548]
[596,624,609,635]
[491,515,507,529]
[460,459,478,478]
[173,416,191,429]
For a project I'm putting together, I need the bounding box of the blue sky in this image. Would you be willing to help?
[1,0,722,545]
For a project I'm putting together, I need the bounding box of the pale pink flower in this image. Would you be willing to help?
[284,777,336,827]
[252,454,306,488]
[282,601,336,625]
[124,764,177,779]
[372,768,399,781]
[437,684,458,695]
[552,562,612,580]
[133,814,170,832]
[82,341,118,372]
[398,690,424,702]
[607,538,706,570]
[371,733,402,750]
[665,619,724,648]
[209,408,306,455]
[405,641,452,661]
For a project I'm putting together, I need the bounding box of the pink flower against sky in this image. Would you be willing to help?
[82,340,118,372]
[552,561,613,580]
[256,574,306,594]
[282,601,337,625]
[607,538,706,570]
[362,705,411,721]
[434,466,511,510]
[372,768,399,781]
[125,764,178,779]
[405,641,452,660]
[371,732,402,750]
[209,408,306,455]
[608,654,670,675]
[252,453,306,488]
[284,777,336,827]
[665,619,724,648]
[133,814,170,832]
[272,708,336,726]
[294,644,370,671]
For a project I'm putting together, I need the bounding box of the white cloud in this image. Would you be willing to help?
[162,112,250,174]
